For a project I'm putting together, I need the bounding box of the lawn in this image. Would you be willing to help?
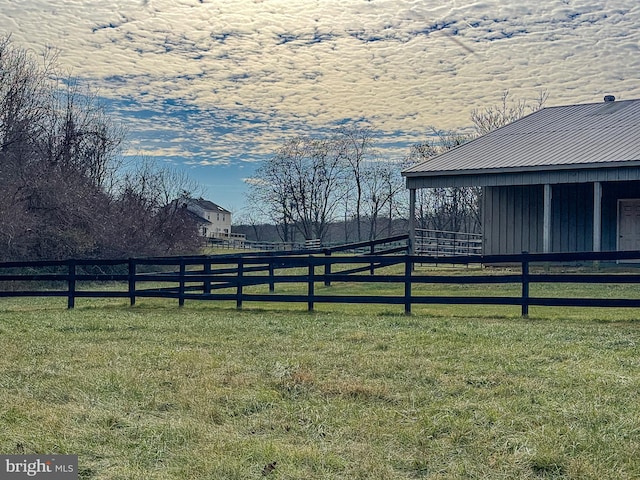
[1,294,639,479]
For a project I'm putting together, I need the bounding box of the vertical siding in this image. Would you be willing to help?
[529,186,543,253]
[483,182,640,254]
[479,180,640,255]
[602,181,640,250]
[482,186,491,254]
[602,187,618,251]
[483,185,544,254]
[484,185,499,255]
[513,187,523,253]
[548,184,592,252]
[496,187,509,252]
[562,183,592,252]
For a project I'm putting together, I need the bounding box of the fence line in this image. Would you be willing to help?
[415,228,482,256]
[2,249,640,316]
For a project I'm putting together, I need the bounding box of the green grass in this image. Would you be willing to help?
[1,287,640,478]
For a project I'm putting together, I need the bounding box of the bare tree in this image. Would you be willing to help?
[233,209,271,242]
[361,160,404,240]
[404,129,481,234]
[247,166,297,243]
[0,36,203,260]
[471,89,548,135]
[108,161,203,257]
[250,136,347,242]
[337,126,376,241]
[406,91,548,236]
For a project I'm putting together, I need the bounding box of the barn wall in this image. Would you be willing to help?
[483,185,543,255]
[550,183,593,253]
[483,181,640,254]
[601,181,640,251]
[484,183,595,254]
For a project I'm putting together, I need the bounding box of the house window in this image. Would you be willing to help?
[207,214,210,220]
[202,227,207,236]
[223,214,226,221]
[217,214,220,221]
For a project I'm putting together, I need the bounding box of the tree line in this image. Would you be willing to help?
[0,36,201,261]
[245,90,547,244]
[245,128,403,244]
[1,34,546,260]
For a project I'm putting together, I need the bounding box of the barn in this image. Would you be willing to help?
[402,96,640,256]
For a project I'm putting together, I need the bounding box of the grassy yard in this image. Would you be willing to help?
[1,293,640,479]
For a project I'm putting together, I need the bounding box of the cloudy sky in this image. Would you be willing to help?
[2,0,639,214]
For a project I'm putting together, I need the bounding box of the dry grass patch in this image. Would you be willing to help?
[1,297,640,478]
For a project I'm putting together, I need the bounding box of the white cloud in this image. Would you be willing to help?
[242,177,268,186]
[2,0,640,208]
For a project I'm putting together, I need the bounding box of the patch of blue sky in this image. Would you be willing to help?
[3,0,640,214]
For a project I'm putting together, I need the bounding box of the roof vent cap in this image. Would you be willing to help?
[604,95,616,102]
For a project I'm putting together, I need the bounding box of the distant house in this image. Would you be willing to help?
[402,96,640,255]
[182,198,233,239]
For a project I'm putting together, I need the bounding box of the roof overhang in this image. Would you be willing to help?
[404,161,640,189]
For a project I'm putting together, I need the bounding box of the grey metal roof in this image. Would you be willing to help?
[402,98,640,178]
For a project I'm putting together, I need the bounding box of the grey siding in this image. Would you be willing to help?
[483,185,543,255]
[601,181,640,250]
[405,165,640,190]
[483,181,640,255]
[550,184,593,253]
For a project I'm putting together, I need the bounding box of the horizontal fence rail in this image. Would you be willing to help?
[415,228,482,256]
[2,248,640,315]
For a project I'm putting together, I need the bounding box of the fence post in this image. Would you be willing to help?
[308,256,315,312]
[370,242,375,275]
[67,259,76,309]
[128,258,136,306]
[237,258,244,309]
[324,250,332,287]
[521,252,529,318]
[203,259,211,295]
[178,259,186,307]
[404,256,412,315]
[269,260,275,293]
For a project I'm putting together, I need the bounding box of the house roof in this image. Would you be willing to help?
[189,198,231,214]
[403,98,640,179]
[184,208,211,225]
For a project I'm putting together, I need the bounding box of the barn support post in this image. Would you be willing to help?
[408,188,416,255]
[593,181,602,253]
[543,184,552,253]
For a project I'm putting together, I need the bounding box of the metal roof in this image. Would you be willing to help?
[402,98,640,178]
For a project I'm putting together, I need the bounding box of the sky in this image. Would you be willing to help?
[2,0,639,217]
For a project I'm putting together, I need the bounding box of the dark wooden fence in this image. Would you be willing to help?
[2,245,640,316]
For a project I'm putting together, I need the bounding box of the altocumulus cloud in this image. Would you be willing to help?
[1,0,640,209]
